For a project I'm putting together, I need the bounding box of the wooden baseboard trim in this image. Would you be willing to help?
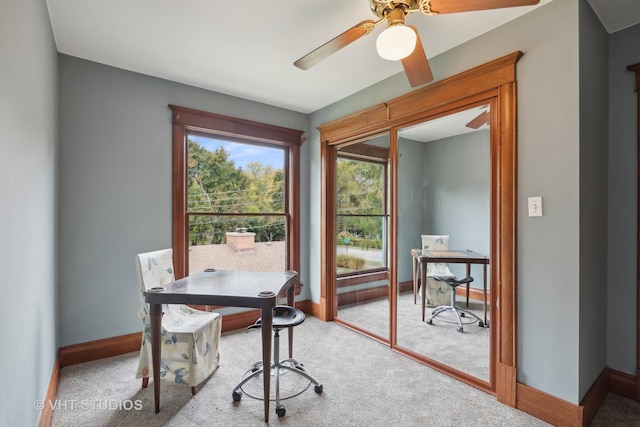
[337,284,387,306]
[220,309,261,332]
[608,367,636,398]
[580,368,610,426]
[496,362,516,406]
[455,286,490,301]
[38,355,60,427]
[59,333,141,368]
[516,382,583,426]
[516,367,637,427]
[295,299,312,314]
[310,299,324,320]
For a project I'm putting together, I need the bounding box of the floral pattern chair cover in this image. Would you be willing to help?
[135,249,222,388]
[420,235,455,307]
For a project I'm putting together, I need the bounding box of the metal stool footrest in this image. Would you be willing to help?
[233,358,319,402]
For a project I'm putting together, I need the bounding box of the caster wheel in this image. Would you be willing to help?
[232,390,242,402]
[276,405,286,418]
[426,319,433,325]
[457,327,464,333]
[460,312,466,317]
[478,321,484,327]
[314,384,323,394]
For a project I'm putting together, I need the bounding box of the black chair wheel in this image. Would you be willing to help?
[314,384,323,394]
[478,321,484,327]
[426,319,433,325]
[457,327,464,333]
[460,312,466,317]
[276,405,286,417]
[232,390,242,402]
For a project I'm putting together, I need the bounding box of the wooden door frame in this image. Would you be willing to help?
[318,52,521,406]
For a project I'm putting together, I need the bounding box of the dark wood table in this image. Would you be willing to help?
[411,249,490,326]
[144,269,298,422]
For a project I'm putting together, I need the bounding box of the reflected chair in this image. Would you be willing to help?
[426,276,484,332]
[417,235,455,307]
[232,305,323,418]
[135,249,222,394]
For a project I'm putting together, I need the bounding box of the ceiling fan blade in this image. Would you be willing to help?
[426,0,540,14]
[294,20,376,70]
[401,27,433,87]
[466,110,490,129]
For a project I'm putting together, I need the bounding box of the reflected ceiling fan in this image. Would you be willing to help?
[466,106,490,129]
[294,0,540,87]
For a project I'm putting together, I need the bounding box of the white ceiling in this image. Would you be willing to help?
[46,0,640,115]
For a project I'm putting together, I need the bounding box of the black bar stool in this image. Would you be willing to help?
[426,276,484,332]
[232,305,323,418]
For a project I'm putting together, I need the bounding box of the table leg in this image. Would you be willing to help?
[412,256,418,304]
[261,305,273,422]
[150,303,162,413]
[483,264,488,327]
[287,286,295,358]
[421,261,427,321]
[465,263,471,307]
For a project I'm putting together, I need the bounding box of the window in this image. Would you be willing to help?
[336,142,389,278]
[170,105,303,279]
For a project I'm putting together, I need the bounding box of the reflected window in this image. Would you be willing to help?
[336,147,388,277]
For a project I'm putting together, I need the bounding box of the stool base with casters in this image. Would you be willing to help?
[232,306,323,418]
[426,276,484,332]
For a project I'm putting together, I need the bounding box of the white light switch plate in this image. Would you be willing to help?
[528,196,542,217]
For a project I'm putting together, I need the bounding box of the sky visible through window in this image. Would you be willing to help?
[190,134,284,170]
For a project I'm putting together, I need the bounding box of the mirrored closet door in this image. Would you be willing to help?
[318,52,521,402]
[333,135,391,342]
[394,106,492,383]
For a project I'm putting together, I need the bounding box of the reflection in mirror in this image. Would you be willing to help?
[333,134,390,341]
[396,105,491,382]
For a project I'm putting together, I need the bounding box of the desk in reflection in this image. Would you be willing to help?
[411,249,489,327]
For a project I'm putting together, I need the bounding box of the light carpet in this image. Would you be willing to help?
[50,317,633,426]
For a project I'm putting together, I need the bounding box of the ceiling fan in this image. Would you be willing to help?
[294,0,540,87]
[466,106,490,129]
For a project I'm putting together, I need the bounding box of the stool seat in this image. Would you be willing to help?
[250,306,305,330]
[434,276,473,288]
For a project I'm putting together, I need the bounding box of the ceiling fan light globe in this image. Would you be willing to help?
[376,25,417,61]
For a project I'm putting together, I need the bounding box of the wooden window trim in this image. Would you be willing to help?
[169,104,304,279]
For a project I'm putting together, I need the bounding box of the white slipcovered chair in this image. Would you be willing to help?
[419,235,456,307]
[135,248,222,394]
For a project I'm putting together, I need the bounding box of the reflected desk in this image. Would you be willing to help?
[411,249,489,326]
[144,269,297,422]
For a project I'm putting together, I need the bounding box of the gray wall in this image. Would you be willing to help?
[578,0,609,400]
[0,0,58,425]
[608,22,640,374]
[57,56,308,346]
[396,131,491,286]
[423,131,491,282]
